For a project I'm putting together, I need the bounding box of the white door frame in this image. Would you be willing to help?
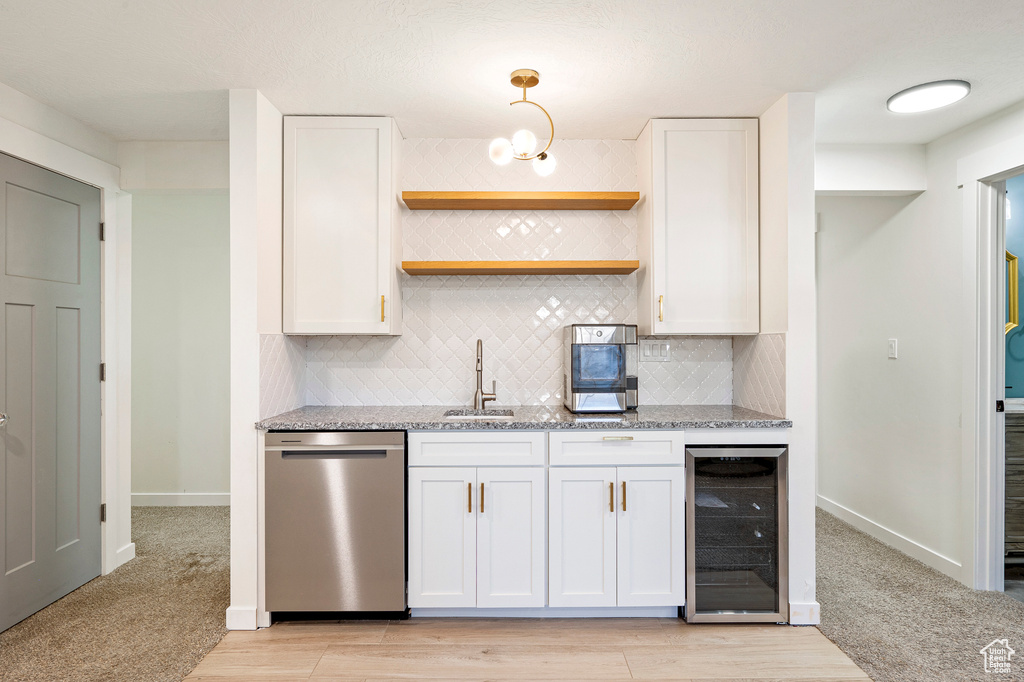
[959,133,1024,590]
[0,116,134,576]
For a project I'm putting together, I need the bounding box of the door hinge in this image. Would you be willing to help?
[100,503,106,523]
[997,400,1005,413]
[100,363,106,382]
[99,222,105,242]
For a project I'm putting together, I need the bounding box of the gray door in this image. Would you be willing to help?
[0,152,102,632]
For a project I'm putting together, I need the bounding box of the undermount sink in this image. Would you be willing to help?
[443,408,515,421]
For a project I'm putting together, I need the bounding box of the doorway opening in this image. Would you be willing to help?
[1004,172,1024,601]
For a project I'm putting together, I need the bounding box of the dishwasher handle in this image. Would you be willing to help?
[266,441,399,452]
[279,449,390,459]
[265,431,404,450]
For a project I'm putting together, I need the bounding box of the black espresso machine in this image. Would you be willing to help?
[562,324,639,413]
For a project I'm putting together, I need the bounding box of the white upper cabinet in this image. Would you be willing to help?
[637,119,759,335]
[283,116,402,335]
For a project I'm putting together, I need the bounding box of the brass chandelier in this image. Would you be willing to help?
[488,69,556,177]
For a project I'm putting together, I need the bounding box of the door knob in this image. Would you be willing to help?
[0,413,8,426]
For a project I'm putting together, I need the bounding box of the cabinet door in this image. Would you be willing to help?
[640,119,758,335]
[476,468,546,608]
[616,467,686,606]
[283,116,400,335]
[408,468,476,608]
[548,467,617,607]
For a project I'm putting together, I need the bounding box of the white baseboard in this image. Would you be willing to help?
[226,606,258,630]
[115,542,135,568]
[132,492,230,506]
[817,494,961,579]
[411,606,678,618]
[788,601,820,625]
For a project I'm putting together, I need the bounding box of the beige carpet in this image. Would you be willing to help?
[817,508,1024,682]
[0,507,228,682]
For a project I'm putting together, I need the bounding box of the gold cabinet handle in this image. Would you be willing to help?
[468,481,472,513]
[622,481,627,512]
[658,295,664,322]
[381,295,386,322]
[603,436,633,441]
[480,482,485,514]
[609,482,614,512]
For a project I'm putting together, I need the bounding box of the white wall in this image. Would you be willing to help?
[130,193,230,506]
[0,81,117,165]
[816,194,962,574]
[816,144,926,196]
[119,141,228,190]
[120,140,231,506]
[760,106,790,337]
[816,100,1024,583]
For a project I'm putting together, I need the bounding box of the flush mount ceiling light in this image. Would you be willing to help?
[489,69,557,177]
[886,79,971,113]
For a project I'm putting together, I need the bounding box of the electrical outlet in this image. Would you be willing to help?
[641,339,671,362]
[888,338,898,359]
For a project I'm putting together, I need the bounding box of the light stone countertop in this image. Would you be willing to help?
[256,404,791,431]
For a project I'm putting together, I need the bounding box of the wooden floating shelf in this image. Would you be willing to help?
[402,260,640,276]
[401,191,640,211]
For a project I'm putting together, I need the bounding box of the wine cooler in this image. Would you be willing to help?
[685,446,788,623]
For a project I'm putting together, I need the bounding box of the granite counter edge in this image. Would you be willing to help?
[255,418,793,431]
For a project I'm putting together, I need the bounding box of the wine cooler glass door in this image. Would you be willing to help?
[685,447,788,623]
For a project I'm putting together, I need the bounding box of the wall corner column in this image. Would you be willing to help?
[760,92,818,624]
[227,89,282,630]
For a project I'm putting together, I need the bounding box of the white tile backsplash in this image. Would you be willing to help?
[733,333,786,416]
[305,273,734,407]
[294,137,749,409]
[640,337,733,405]
[404,208,636,261]
[259,334,306,419]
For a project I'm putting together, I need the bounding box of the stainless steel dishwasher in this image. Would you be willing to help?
[264,431,407,614]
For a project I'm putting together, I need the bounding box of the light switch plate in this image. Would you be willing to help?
[888,338,898,359]
[641,339,671,362]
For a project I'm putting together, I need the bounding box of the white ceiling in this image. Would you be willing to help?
[2,0,1024,144]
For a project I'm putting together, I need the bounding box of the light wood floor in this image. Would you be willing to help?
[185,618,870,681]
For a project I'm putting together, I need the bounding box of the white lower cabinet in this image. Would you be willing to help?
[549,466,685,607]
[408,466,545,608]
[548,467,616,606]
[408,467,476,608]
